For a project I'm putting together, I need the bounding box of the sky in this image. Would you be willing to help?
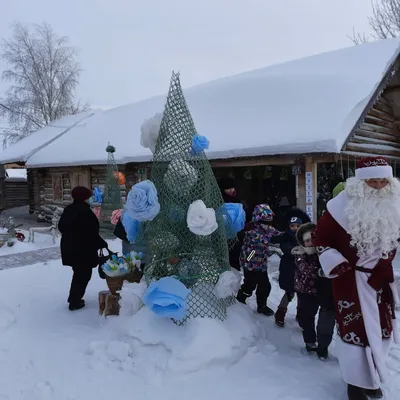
[0,0,374,109]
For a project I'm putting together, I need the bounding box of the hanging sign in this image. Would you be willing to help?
[305,172,313,204]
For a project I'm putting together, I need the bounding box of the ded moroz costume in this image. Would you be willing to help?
[312,156,400,400]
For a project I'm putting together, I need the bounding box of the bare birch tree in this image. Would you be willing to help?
[0,22,88,147]
[349,0,400,44]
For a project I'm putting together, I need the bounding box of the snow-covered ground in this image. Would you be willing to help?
[0,230,59,255]
[0,255,399,400]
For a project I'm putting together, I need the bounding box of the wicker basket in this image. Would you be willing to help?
[105,268,143,295]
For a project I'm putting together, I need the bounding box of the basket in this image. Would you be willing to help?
[105,268,143,294]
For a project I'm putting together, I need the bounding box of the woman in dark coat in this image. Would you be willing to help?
[58,186,108,311]
[219,177,246,271]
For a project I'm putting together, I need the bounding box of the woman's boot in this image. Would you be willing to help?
[347,385,368,400]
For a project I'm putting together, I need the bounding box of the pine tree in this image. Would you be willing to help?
[100,144,122,223]
[140,72,236,323]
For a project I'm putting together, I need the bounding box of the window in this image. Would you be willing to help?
[52,174,63,203]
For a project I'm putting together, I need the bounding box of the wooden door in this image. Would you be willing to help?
[70,169,91,190]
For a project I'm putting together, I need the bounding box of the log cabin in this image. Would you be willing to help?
[1,38,400,224]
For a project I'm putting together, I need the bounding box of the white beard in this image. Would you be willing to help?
[345,177,400,259]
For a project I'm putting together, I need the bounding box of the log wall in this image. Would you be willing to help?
[28,163,150,216]
[344,97,400,159]
[4,178,29,209]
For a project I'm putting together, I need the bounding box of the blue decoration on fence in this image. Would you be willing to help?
[222,203,246,238]
[125,180,160,221]
[191,134,209,154]
[121,212,140,243]
[93,187,103,203]
[142,277,191,320]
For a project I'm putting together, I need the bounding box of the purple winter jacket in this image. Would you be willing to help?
[292,246,320,296]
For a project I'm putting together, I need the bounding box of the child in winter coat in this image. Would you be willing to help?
[237,204,280,316]
[292,223,335,360]
[271,216,303,327]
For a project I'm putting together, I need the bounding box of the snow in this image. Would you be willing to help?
[5,169,27,179]
[0,111,95,164]
[0,229,58,255]
[21,38,400,168]
[0,253,399,400]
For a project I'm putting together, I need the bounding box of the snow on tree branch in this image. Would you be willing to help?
[0,22,89,147]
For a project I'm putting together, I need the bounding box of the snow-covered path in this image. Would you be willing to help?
[0,260,399,400]
[0,247,60,270]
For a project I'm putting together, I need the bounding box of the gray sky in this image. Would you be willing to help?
[0,0,373,108]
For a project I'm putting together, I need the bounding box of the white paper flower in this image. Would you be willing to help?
[119,281,148,316]
[187,200,218,236]
[140,113,163,153]
[213,269,242,299]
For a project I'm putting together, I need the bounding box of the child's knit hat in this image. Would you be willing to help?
[252,204,275,223]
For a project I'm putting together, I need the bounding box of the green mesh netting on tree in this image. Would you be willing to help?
[139,72,237,324]
[100,144,123,224]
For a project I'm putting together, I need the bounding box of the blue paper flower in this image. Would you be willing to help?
[125,180,160,221]
[223,203,246,237]
[143,277,191,320]
[121,212,140,243]
[191,134,209,154]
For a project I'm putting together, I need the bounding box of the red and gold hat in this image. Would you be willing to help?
[355,157,393,180]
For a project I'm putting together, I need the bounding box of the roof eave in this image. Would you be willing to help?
[340,52,400,152]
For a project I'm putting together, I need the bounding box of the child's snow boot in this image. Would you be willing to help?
[364,388,383,399]
[274,307,287,327]
[257,306,274,316]
[236,289,249,305]
[347,385,368,400]
[316,346,328,360]
[305,343,317,353]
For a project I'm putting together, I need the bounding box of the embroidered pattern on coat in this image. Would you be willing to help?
[338,300,355,314]
[343,332,364,346]
[343,312,363,327]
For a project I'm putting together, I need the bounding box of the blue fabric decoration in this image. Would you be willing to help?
[93,187,103,203]
[121,212,140,243]
[125,180,160,221]
[222,203,246,237]
[191,134,209,154]
[143,277,191,320]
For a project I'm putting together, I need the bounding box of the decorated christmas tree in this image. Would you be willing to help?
[138,72,239,323]
[100,144,123,223]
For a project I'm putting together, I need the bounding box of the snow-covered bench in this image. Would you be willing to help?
[29,210,61,244]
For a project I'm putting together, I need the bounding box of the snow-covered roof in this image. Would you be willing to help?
[9,38,400,168]
[0,111,95,164]
[5,168,27,179]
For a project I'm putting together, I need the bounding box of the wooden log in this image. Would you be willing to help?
[104,292,120,317]
[355,129,400,143]
[359,122,393,135]
[374,99,393,115]
[350,135,400,149]
[98,290,108,315]
[364,115,394,130]
[345,142,400,158]
[368,107,395,123]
